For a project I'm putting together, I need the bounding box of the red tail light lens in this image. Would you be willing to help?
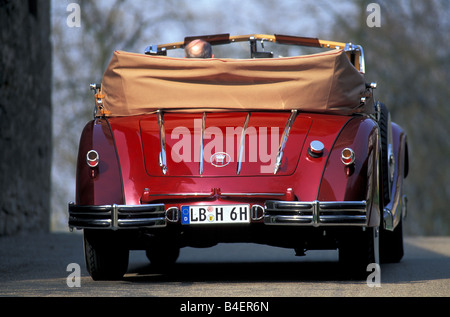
[341,148,355,165]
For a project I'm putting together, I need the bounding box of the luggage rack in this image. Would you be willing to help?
[144,33,365,73]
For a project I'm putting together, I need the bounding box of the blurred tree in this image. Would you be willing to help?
[326,0,450,235]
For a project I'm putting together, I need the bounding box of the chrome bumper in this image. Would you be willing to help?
[68,202,166,230]
[68,200,368,230]
[264,200,368,227]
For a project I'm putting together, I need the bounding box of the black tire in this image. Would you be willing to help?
[338,227,379,279]
[378,102,391,206]
[83,230,129,281]
[377,102,404,263]
[379,217,404,263]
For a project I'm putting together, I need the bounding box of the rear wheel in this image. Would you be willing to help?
[380,217,404,263]
[83,230,129,281]
[338,227,379,278]
[377,102,404,263]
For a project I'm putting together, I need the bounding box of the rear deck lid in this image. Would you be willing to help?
[140,111,312,177]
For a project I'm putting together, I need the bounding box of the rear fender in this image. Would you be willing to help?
[75,118,124,205]
[383,123,408,231]
[317,116,381,227]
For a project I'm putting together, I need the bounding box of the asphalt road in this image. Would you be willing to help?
[0,231,449,301]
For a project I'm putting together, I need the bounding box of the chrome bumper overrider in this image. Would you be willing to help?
[68,202,166,230]
[264,200,368,227]
[68,200,368,230]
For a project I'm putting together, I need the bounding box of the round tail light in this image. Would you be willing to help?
[341,148,355,165]
[86,150,99,168]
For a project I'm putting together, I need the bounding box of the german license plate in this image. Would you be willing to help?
[181,205,250,225]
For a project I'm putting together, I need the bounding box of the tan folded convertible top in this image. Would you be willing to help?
[99,49,373,117]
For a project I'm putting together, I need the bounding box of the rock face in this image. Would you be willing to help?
[0,0,52,236]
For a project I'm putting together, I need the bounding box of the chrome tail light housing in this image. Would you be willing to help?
[86,150,99,168]
[341,148,355,166]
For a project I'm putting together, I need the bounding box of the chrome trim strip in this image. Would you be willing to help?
[118,218,166,227]
[264,200,367,226]
[357,44,365,74]
[146,191,285,198]
[147,192,213,197]
[68,203,166,229]
[319,201,368,211]
[157,110,167,175]
[383,174,403,231]
[112,204,118,230]
[383,208,393,231]
[237,112,251,175]
[344,43,365,73]
[383,133,406,231]
[221,192,285,197]
[274,110,298,174]
[199,112,206,175]
[312,200,319,226]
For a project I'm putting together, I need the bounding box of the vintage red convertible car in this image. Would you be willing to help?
[68,34,408,280]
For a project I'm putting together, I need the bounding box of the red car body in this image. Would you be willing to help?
[69,34,408,280]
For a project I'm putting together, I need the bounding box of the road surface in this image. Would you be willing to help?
[0,232,449,301]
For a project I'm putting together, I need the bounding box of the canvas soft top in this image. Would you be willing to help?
[96,37,373,117]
